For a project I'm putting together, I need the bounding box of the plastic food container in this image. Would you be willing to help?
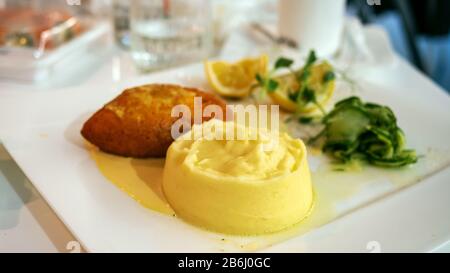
[0,6,110,82]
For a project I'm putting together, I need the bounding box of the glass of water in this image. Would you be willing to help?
[130,0,213,72]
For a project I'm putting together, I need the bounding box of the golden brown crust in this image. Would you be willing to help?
[81,84,228,158]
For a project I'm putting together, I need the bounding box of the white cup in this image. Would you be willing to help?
[278,0,346,57]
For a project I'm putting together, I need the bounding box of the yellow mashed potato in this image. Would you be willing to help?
[162,119,314,235]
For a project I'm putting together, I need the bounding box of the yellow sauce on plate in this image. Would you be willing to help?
[88,144,173,215]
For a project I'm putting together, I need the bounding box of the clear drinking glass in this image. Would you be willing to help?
[130,0,212,72]
[112,0,131,49]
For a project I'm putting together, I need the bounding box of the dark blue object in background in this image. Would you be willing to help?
[350,0,450,92]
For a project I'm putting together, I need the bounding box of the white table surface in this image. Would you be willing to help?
[0,28,449,253]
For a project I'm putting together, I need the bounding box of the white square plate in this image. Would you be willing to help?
[2,61,450,252]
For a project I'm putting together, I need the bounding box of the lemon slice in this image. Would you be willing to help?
[269,62,336,113]
[204,55,268,98]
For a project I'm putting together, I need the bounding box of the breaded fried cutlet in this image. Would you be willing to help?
[81,84,228,158]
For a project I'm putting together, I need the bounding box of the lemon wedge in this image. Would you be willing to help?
[204,55,268,98]
[269,62,336,113]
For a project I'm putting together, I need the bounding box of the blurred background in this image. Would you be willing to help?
[0,0,448,91]
[349,0,450,92]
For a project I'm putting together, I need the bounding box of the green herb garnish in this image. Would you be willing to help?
[305,50,317,67]
[274,57,294,69]
[323,71,336,83]
[255,56,293,98]
[255,74,279,96]
[299,117,314,124]
[256,50,333,116]
[266,79,279,93]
